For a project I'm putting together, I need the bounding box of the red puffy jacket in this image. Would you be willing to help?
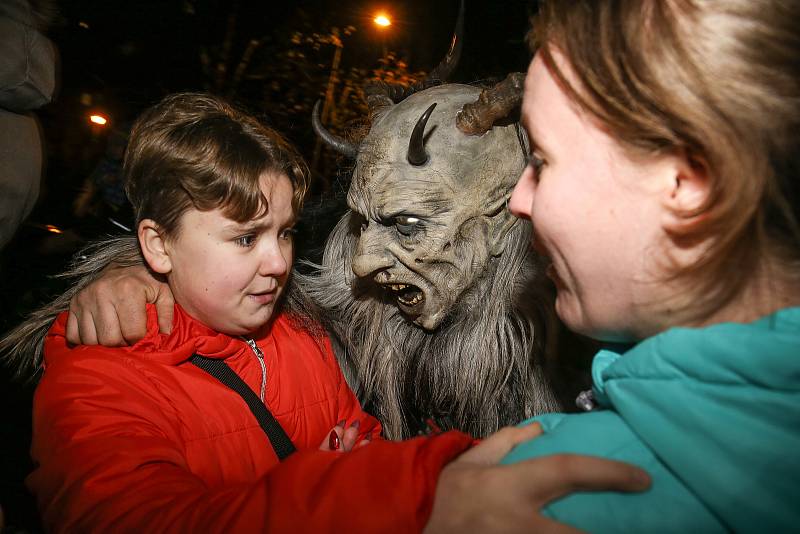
[30,304,472,533]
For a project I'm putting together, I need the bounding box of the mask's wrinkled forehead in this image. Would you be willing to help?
[348,84,525,215]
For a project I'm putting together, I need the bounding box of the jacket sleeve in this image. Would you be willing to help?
[501,411,722,533]
[30,346,471,533]
[321,333,384,441]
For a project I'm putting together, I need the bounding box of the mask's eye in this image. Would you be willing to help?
[352,213,368,234]
[394,215,419,236]
[280,227,297,241]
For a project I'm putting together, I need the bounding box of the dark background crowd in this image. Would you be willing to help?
[0,1,535,531]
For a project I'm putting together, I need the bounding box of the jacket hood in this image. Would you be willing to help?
[593,306,800,531]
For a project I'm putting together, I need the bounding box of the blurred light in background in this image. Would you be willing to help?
[373,13,391,27]
[89,114,108,126]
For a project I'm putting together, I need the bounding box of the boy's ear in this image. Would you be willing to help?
[138,219,172,274]
[661,152,711,231]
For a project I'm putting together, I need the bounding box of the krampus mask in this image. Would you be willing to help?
[302,4,561,438]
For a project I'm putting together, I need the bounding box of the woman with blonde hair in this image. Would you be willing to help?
[501,0,800,531]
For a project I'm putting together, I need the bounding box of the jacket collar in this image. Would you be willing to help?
[129,304,255,366]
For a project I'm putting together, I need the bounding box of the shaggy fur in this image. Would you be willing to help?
[291,211,561,439]
[0,236,144,379]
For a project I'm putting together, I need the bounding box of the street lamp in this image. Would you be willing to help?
[89,114,108,126]
[373,13,391,27]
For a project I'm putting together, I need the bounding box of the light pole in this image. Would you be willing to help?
[312,14,393,177]
[373,12,392,61]
[312,27,346,177]
[320,28,344,127]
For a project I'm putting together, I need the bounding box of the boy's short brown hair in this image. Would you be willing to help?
[124,92,310,238]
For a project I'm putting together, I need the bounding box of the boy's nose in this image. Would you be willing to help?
[258,246,288,277]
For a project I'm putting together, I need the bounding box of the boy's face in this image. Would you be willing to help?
[509,50,678,342]
[165,173,295,336]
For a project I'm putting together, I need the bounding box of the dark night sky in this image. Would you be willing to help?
[50,0,536,118]
[31,0,539,226]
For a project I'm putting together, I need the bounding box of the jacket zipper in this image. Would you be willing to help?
[243,338,267,403]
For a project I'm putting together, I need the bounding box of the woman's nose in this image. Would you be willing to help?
[508,166,535,219]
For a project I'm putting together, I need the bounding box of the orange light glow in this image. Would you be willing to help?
[374,14,391,27]
[45,225,63,234]
[89,114,108,126]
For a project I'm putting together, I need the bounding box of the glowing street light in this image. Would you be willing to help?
[89,114,107,126]
[374,13,391,27]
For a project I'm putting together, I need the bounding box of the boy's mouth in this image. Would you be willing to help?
[250,293,274,304]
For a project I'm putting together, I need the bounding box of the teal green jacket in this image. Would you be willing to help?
[503,307,800,533]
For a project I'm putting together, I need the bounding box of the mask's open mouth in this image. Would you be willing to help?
[385,283,425,308]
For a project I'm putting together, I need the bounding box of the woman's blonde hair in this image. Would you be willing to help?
[531,0,800,318]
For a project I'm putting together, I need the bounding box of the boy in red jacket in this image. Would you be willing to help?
[29,92,470,531]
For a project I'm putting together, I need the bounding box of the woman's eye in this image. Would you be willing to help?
[235,234,257,248]
[528,152,546,176]
[280,228,297,241]
[394,215,420,236]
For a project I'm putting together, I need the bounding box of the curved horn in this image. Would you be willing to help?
[426,0,465,83]
[312,100,358,158]
[407,103,437,166]
[456,72,525,135]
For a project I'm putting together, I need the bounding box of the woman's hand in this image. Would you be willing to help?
[425,423,651,533]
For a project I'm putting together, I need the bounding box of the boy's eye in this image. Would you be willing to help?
[235,234,257,248]
[394,215,420,237]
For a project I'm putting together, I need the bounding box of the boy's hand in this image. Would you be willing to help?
[66,263,174,346]
[318,420,370,452]
[425,423,651,533]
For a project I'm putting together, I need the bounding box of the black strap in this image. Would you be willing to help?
[190,354,296,460]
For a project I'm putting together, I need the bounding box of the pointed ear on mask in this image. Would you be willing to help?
[489,202,520,257]
[138,219,173,274]
[661,152,712,233]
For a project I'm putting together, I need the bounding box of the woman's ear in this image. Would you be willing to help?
[661,153,711,232]
[138,219,172,274]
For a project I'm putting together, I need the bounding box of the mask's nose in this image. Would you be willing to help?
[351,224,394,278]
